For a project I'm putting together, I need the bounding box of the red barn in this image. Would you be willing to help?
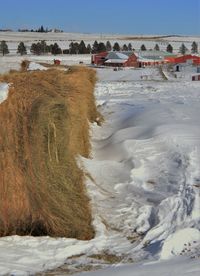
[91,52,108,66]
[92,51,139,67]
[124,53,139,67]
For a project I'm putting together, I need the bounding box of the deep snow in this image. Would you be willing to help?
[0,63,200,275]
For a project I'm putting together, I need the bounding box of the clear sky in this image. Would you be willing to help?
[0,0,200,35]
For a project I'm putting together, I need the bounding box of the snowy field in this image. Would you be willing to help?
[0,55,200,275]
[0,55,92,74]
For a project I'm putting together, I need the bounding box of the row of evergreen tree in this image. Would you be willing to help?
[138,42,198,55]
[0,40,199,56]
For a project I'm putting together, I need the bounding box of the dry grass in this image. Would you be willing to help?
[89,252,125,264]
[0,66,100,239]
[20,60,30,71]
[37,264,103,276]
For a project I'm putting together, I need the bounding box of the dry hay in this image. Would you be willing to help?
[0,66,100,239]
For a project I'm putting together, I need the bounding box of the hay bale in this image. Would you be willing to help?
[0,67,99,239]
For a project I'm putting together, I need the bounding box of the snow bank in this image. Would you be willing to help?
[0,83,9,104]
[28,62,47,71]
[161,228,200,260]
[74,257,200,276]
[0,235,93,275]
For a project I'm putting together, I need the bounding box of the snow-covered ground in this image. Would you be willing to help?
[78,67,200,274]
[0,55,92,74]
[0,60,200,275]
[74,257,200,276]
[0,32,200,54]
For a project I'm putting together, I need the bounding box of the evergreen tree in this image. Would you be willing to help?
[40,40,48,53]
[113,42,120,51]
[0,41,9,56]
[191,41,198,54]
[106,41,112,51]
[69,42,74,54]
[128,43,132,51]
[78,40,87,54]
[92,41,99,53]
[69,42,79,54]
[179,43,187,55]
[154,44,160,51]
[38,25,45,32]
[122,44,128,51]
[30,42,43,55]
[97,42,106,53]
[17,42,27,55]
[74,42,80,54]
[30,43,37,54]
[86,44,92,54]
[140,44,147,51]
[63,49,70,54]
[45,45,51,53]
[51,43,62,55]
[166,44,173,53]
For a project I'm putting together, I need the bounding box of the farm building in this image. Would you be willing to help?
[91,51,200,68]
[192,74,200,81]
[137,50,176,67]
[165,55,200,65]
[91,52,108,66]
[91,51,139,67]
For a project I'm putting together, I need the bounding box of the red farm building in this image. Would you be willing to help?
[91,51,139,67]
[165,55,200,65]
[137,50,178,67]
[91,52,108,66]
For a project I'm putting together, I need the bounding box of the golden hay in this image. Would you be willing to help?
[0,66,100,239]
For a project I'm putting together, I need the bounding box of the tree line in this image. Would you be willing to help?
[140,42,198,55]
[0,40,199,56]
[18,25,63,33]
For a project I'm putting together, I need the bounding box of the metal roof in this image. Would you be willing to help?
[138,50,176,58]
[105,52,130,60]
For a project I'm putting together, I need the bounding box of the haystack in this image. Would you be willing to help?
[0,66,99,239]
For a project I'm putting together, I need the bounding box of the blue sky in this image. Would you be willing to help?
[0,0,199,35]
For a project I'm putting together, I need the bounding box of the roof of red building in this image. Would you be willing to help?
[165,55,200,64]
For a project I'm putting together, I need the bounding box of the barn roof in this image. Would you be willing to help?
[138,50,176,59]
[105,52,129,60]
